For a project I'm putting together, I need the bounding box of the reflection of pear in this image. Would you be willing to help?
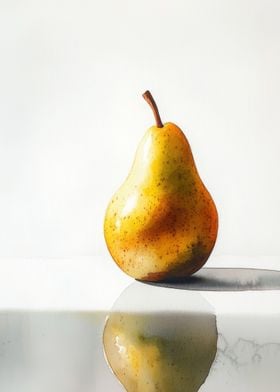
[103,283,217,392]
[104,91,218,281]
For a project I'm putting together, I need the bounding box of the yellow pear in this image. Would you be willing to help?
[104,91,218,281]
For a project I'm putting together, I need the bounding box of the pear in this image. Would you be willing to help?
[104,91,218,281]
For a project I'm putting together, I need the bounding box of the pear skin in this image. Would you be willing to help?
[104,91,218,281]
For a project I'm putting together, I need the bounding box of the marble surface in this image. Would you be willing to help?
[0,256,279,391]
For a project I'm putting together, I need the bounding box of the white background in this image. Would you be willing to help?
[0,0,279,262]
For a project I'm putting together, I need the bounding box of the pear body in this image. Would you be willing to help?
[104,123,218,281]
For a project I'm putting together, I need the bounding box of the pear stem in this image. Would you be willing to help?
[142,90,163,128]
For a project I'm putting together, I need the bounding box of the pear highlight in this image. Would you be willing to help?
[104,91,218,281]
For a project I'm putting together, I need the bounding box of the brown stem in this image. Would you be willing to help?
[142,90,163,128]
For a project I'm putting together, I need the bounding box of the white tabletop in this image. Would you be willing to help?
[0,255,279,311]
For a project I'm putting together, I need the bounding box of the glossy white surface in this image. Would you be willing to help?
[0,257,279,391]
[0,257,130,311]
[0,312,119,392]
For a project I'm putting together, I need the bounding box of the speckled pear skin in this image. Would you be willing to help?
[104,122,218,281]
